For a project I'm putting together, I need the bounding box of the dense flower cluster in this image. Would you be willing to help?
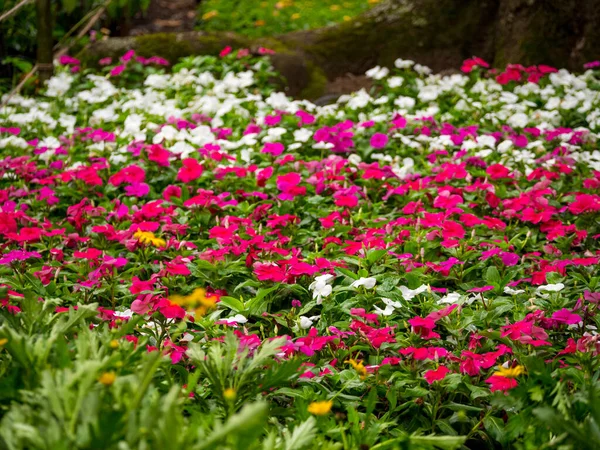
[0,50,599,449]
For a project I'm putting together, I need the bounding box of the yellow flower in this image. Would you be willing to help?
[495,365,525,378]
[330,4,340,11]
[202,10,219,20]
[291,13,301,20]
[170,288,218,320]
[308,400,332,415]
[109,339,119,349]
[255,20,266,27]
[343,15,351,21]
[134,229,166,248]
[368,0,380,4]
[223,387,236,401]
[0,338,7,346]
[98,371,116,386]
[345,358,368,379]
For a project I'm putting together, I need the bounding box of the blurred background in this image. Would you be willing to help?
[0,0,599,96]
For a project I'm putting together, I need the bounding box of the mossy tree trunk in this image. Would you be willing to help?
[83,0,600,98]
[36,0,54,83]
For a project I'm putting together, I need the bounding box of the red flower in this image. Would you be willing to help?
[485,375,518,392]
[424,366,450,384]
[486,163,511,180]
[177,158,203,183]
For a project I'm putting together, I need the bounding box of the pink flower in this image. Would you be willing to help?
[551,308,582,325]
[424,366,450,384]
[0,250,42,265]
[110,65,125,77]
[59,55,80,66]
[99,57,112,66]
[485,375,518,392]
[486,163,511,179]
[258,47,276,55]
[219,46,232,57]
[276,172,306,201]
[467,286,495,293]
[124,182,150,197]
[121,50,135,62]
[262,142,285,156]
[177,158,203,183]
[370,133,389,149]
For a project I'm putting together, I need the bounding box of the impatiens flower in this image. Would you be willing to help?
[551,308,582,325]
[399,284,428,300]
[537,283,565,292]
[370,133,389,149]
[110,65,125,76]
[438,292,462,304]
[0,250,42,265]
[309,274,334,304]
[350,277,377,289]
[485,375,518,392]
[486,163,511,179]
[307,400,332,415]
[504,286,525,295]
[276,172,306,201]
[177,158,203,183]
[261,142,285,156]
[424,366,450,384]
[373,297,402,316]
[299,315,320,329]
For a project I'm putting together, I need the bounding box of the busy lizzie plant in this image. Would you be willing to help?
[0,50,600,449]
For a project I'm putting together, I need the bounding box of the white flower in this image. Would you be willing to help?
[413,64,432,75]
[438,292,462,305]
[504,286,525,295]
[507,112,529,128]
[537,283,565,292]
[350,277,377,289]
[387,76,404,88]
[293,128,312,142]
[46,72,73,97]
[114,309,133,319]
[365,66,390,80]
[394,58,414,69]
[299,315,320,329]
[398,284,428,301]
[221,314,248,325]
[374,298,402,316]
[308,274,334,304]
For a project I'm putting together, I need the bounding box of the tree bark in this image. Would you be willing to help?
[82,0,600,98]
[36,0,54,83]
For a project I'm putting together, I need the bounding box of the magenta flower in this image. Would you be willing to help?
[0,250,42,265]
[110,65,125,76]
[262,142,285,156]
[424,366,450,384]
[370,133,388,149]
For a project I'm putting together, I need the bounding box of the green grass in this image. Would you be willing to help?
[198,0,378,37]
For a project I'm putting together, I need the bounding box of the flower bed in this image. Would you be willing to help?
[0,51,600,449]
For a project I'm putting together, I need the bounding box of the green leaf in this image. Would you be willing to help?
[483,416,506,445]
[409,434,467,450]
[484,266,501,286]
[218,296,245,312]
